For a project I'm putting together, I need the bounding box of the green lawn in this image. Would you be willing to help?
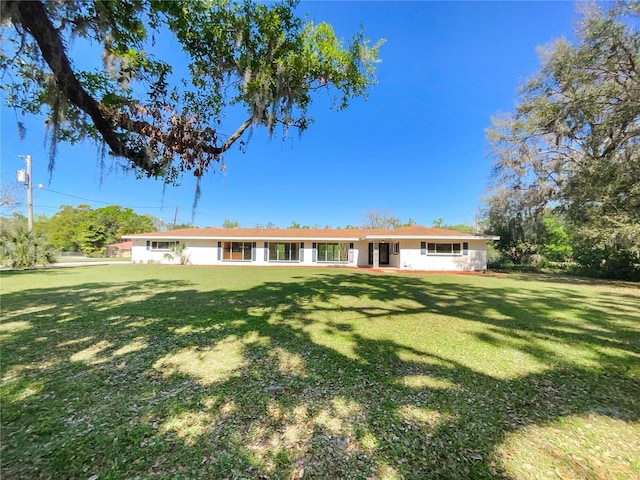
[1,265,639,479]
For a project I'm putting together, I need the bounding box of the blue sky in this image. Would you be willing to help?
[1,1,580,229]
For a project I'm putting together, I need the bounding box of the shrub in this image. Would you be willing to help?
[0,223,56,268]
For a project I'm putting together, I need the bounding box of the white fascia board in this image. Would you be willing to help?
[211,236,361,241]
[363,235,500,241]
[123,233,499,241]
[259,237,361,242]
[123,235,214,240]
[123,235,362,242]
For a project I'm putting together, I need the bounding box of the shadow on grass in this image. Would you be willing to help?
[1,268,639,479]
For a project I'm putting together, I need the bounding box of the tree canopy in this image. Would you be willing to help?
[40,204,155,254]
[1,0,382,183]
[432,218,475,233]
[485,1,640,278]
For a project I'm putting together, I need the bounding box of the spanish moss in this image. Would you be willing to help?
[191,177,201,222]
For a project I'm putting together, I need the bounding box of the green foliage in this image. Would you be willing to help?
[86,205,155,245]
[483,193,544,265]
[570,224,640,280]
[79,220,107,256]
[172,222,195,230]
[39,204,155,255]
[40,204,91,252]
[485,242,505,269]
[432,218,475,233]
[485,2,640,279]
[163,242,189,265]
[0,222,55,268]
[539,216,572,263]
[2,0,383,182]
[222,219,240,229]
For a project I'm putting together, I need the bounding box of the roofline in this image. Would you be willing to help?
[362,234,499,241]
[123,234,500,241]
[122,235,362,241]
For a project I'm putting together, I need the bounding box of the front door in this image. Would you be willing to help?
[379,243,390,265]
[368,243,374,265]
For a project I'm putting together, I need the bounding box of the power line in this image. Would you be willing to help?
[33,189,228,225]
[37,189,228,223]
[40,187,169,210]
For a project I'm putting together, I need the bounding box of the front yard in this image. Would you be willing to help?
[1,265,638,479]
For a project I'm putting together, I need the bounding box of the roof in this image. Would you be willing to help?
[107,241,133,249]
[123,226,499,241]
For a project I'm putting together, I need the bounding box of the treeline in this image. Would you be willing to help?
[225,210,449,230]
[483,208,640,281]
[1,205,174,257]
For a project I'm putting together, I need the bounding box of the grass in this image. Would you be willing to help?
[54,256,132,263]
[1,265,639,479]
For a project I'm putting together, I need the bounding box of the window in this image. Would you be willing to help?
[427,242,462,255]
[268,242,299,262]
[316,243,349,262]
[150,241,177,251]
[223,241,252,261]
[392,242,400,255]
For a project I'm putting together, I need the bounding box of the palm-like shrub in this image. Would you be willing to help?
[0,223,56,268]
[163,242,189,265]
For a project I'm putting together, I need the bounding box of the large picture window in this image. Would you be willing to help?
[427,243,462,255]
[223,241,252,261]
[316,243,349,262]
[268,242,299,262]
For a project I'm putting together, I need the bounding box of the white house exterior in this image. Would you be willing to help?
[124,226,499,271]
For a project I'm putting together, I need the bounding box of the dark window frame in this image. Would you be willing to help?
[222,241,253,261]
[268,242,300,262]
[150,241,177,251]
[427,242,462,255]
[316,242,350,263]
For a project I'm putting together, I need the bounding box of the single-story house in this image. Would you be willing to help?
[124,226,499,271]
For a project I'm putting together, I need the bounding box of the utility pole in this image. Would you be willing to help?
[172,205,178,229]
[17,155,33,231]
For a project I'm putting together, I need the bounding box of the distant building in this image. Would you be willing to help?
[106,241,132,258]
